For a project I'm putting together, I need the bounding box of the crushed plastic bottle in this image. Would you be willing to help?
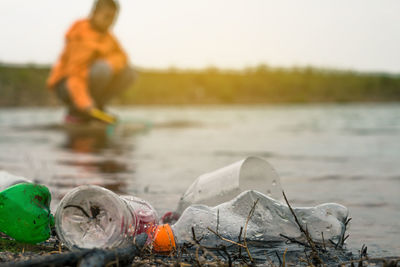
[0,171,53,244]
[55,185,159,249]
[150,190,349,252]
[176,191,347,244]
[175,157,282,214]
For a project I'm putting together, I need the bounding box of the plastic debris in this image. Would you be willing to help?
[0,172,53,244]
[176,156,282,214]
[169,190,348,249]
[55,185,158,249]
[55,158,349,254]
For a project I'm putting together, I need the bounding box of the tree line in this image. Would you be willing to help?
[0,64,399,106]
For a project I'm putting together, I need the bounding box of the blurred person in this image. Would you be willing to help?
[47,0,135,124]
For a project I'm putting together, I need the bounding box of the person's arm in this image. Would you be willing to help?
[64,37,96,110]
[66,44,117,124]
[104,34,128,73]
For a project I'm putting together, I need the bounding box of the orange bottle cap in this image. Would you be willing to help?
[149,224,176,253]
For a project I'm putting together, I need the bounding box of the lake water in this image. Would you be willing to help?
[0,104,399,257]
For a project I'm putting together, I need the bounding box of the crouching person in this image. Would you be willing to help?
[47,0,135,124]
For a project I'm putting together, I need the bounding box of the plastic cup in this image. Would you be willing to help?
[176,156,282,213]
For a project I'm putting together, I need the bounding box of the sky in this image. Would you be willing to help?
[0,0,399,72]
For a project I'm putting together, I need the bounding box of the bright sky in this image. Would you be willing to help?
[0,0,399,72]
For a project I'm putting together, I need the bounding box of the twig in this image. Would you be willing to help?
[195,246,201,266]
[216,209,220,235]
[220,245,232,267]
[321,232,326,251]
[337,217,352,248]
[303,248,312,267]
[360,244,368,259]
[237,228,249,266]
[282,191,323,265]
[279,234,310,248]
[206,227,246,248]
[275,251,282,267]
[345,217,352,227]
[343,234,350,244]
[282,248,288,267]
[332,239,340,250]
[190,227,220,264]
[282,192,306,237]
[215,249,226,261]
[191,227,203,244]
[238,226,243,256]
[243,198,259,264]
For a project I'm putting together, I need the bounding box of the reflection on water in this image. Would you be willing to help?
[58,125,136,195]
[58,129,132,194]
[63,131,111,154]
[0,104,399,256]
[58,158,129,174]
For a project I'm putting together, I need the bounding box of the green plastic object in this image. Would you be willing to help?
[0,183,53,244]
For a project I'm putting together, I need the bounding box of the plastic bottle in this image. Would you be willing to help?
[0,171,53,244]
[175,157,282,215]
[55,185,159,249]
[150,190,349,253]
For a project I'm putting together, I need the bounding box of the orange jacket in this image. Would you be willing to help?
[47,19,128,109]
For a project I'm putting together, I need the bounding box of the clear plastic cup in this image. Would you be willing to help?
[176,156,282,213]
[55,185,158,249]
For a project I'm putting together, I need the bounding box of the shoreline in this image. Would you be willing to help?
[0,237,399,266]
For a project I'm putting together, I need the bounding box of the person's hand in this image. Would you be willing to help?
[87,107,117,124]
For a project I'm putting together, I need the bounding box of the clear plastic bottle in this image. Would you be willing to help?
[151,190,349,253]
[55,185,158,249]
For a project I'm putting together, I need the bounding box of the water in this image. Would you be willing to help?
[0,104,399,256]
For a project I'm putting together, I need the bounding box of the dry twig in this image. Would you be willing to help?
[282,191,323,265]
[243,198,259,264]
[206,228,246,248]
[282,248,288,267]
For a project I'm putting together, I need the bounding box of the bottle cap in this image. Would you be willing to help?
[148,224,176,253]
